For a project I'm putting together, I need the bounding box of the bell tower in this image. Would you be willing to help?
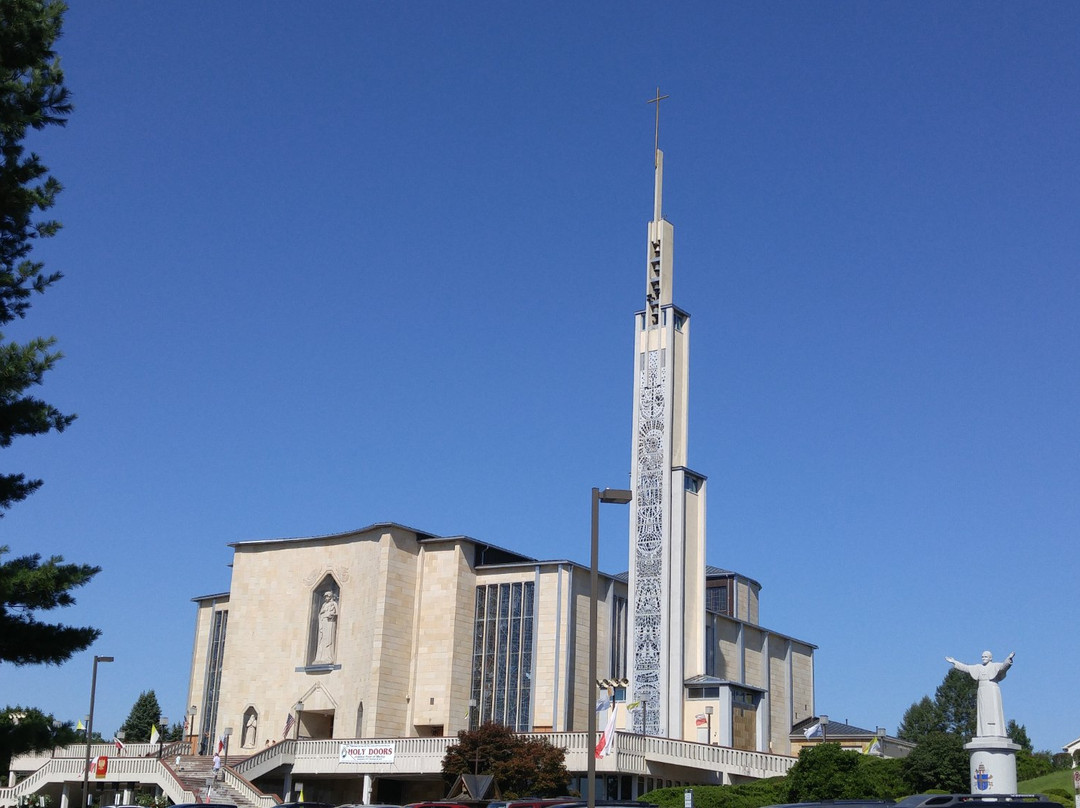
[627,92,708,738]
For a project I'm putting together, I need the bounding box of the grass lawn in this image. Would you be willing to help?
[1019,768,1076,795]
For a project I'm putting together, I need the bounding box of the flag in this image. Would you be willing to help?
[149,724,160,746]
[803,721,822,739]
[595,704,618,759]
[862,736,882,755]
[625,701,641,712]
[86,756,100,773]
[113,737,126,753]
[282,713,295,739]
[76,719,85,731]
[695,714,708,727]
[595,693,610,713]
[216,735,225,754]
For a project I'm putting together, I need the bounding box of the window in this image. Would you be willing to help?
[610,595,628,678]
[203,608,228,751]
[687,686,720,699]
[471,581,535,731]
[706,584,728,614]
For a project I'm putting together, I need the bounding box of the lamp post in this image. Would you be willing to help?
[819,714,829,743]
[188,705,197,754]
[705,706,713,745]
[468,698,477,731]
[222,727,233,768]
[81,655,114,808]
[293,702,303,740]
[157,716,168,759]
[587,487,632,808]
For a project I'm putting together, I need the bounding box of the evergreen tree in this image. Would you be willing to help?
[119,691,163,743]
[0,706,77,773]
[0,0,100,667]
[1006,719,1032,752]
[0,0,77,509]
[933,668,977,741]
[896,695,945,742]
[0,546,100,664]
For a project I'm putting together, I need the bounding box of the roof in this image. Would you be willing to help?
[791,716,879,738]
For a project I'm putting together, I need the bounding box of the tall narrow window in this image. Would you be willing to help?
[611,595,628,678]
[203,608,228,751]
[471,581,535,730]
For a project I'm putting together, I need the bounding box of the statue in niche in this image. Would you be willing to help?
[241,709,258,748]
[313,590,339,663]
[945,650,1015,737]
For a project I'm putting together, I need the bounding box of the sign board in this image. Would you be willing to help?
[339,742,396,764]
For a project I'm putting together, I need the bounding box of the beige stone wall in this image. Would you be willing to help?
[769,641,792,755]
[210,527,427,744]
[567,565,592,732]
[790,642,815,729]
[743,628,764,690]
[715,619,739,680]
[532,564,569,731]
[187,594,228,743]
[409,539,475,736]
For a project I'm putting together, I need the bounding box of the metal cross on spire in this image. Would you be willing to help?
[648,87,669,166]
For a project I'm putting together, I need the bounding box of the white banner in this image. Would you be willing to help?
[339,742,396,764]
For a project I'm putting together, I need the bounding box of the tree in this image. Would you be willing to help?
[900,732,968,793]
[0,546,100,665]
[0,706,77,772]
[0,0,78,510]
[785,743,864,801]
[896,695,945,742]
[1006,719,1032,752]
[0,0,100,667]
[119,690,163,743]
[933,668,977,741]
[897,668,976,744]
[442,723,570,798]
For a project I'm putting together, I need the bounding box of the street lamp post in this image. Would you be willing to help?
[222,727,233,769]
[81,655,114,808]
[820,714,829,743]
[188,706,197,755]
[157,716,168,759]
[705,706,713,745]
[587,487,632,808]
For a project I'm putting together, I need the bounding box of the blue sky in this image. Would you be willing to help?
[3,2,1077,753]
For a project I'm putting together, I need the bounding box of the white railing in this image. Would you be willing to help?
[0,757,197,808]
[6,732,797,807]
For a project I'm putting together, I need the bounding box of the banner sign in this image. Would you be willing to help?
[95,756,109,778]
[339,742,395,764]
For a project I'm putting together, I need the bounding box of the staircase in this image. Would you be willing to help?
[169,755,264,808]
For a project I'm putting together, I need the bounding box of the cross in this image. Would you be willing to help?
[647,87,670,164]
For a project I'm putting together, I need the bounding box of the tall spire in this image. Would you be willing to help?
[647,88,669,221]
[645,89,672,326]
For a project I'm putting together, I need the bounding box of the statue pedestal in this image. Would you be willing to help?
[965,736,1021,794]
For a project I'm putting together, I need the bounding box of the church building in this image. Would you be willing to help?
[184,137,817,803]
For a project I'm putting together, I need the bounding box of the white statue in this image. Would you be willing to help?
[313,591,339,663]
[945,650,1015,737]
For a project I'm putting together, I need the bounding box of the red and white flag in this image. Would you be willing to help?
[594,705,618,759]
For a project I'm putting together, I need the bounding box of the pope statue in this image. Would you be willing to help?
[945,650,1015,738]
